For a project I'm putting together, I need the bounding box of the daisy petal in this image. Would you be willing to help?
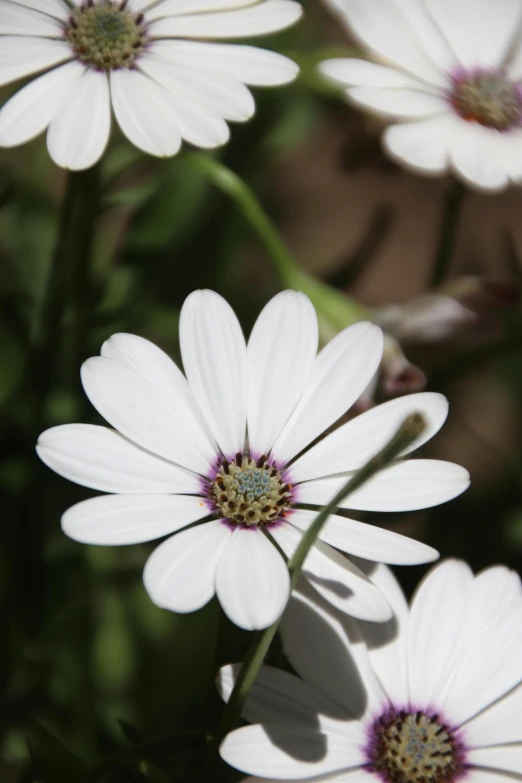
[383,115,457,174]
[140,51,255,122]
[0,1,63,35]
[0,61,82,148]
[143,520,231,612]
[465,771,522,783]
[180,290,247,457]
[424,0,522,68]
[8,0,69,17]
[464,684,522,747]
[61,494,208,546]
[149,1,303,39]
[407,560,475,711]
[247,291,318,457]
[290,509,438,566]
[272,323,383,466]
[282,586,386,718]
[110,69,182,157]
[220,724,361,779]
[0,36,71,88]
[296,460,470,512]
[80,357,213,476]
[36,424,201,494]
[271,523,392,622]
[47,68,111,170]
[450,123,510,192]
[323,0,448,87]
[319,58,429,89]
[467,746,522,775]
[146,0,258,18]
[347,87,448,119]
[215,527,290,630]
[469,565,522,627]
[101,333,217,464]
[290,392,449,482]
[153,92,230,148]
[149,41,298,86]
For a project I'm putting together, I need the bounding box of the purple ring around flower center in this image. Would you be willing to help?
[449,68,522,131]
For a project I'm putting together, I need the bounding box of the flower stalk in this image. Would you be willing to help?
[430,180,466,289]
[206,412,427,780]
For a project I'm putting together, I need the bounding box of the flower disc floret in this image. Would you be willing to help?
[451,73,521,130]
[370,710,463,783]
[66,1,146,70]
[209,454,292,527]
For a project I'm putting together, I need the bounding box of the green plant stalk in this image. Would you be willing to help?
[209,412,427,776]
[430,179,466,289]
[187,154,373,333]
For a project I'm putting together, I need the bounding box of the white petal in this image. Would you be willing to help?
[407,560,475,711]
[290,509,438,566]
[153,91,230,149]
[110,68,182,158]
[80,357,213,476]
[140,51,255,122]
[215,527,290,630]
[360,564,410,707]
[36,423,201,494]
[247,291,318,457]
[8,0,69,18]
[439,603,522,726]
[149,40,298,86]
[101,333,217,465]
[61,494,209,546]
[143,520,231,612]
[383,114,458,174]
[296,460,470,512]
[450,122,510,193]
[0,1,63,35]
[0,36,71,87]
[220,724,362,780]
[469,565,522,628]
[464,684,522,747]
[179,290,247,457]
[272,323,383,466]
[291,392,449,483]
[323,0,448,87]
[47,68,111,170]
[468,746,522,775]
[424,0,522,68]
[465,770,522,783]
[146,0,258,18]
[218,663,348,728]
[271,522,391,622]
[347,86,448,120]
[149,1,303,39]
[319,58,430,89]
[282,586,387,718]
[0,61,82,147]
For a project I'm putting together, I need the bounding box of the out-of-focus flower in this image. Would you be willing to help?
[220,559,522,783]
[319,0,522,191]
[0,0,301,170]
[37,290,468,630]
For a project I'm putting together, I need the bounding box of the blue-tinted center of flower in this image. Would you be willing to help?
[369,710,463,783]
[65,2,147,69]
[451,73,521,130]
[209,454,292,527]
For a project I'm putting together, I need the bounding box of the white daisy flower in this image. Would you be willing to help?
[220,558,522,783]
[319,0,522,191]
[36,290,469,630]
[0,0,302,170]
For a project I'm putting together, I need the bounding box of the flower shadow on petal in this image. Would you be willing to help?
[262,723,329,765]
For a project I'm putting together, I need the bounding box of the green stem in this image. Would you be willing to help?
[430,179,466,289]
[187,153,372,333]
[205,412,427,780]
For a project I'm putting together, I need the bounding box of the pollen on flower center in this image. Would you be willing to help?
[65,1,147,70]
[369,710,464,783]
[208,454,292,527]
[451,72,521,130]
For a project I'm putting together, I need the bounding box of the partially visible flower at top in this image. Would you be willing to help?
[37,290,469,631]
[0,0,302,170]
[220,558,522,783]
[319,0,522,191]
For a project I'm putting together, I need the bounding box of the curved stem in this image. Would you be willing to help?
[430,179,466,289]
[203,413,427,780]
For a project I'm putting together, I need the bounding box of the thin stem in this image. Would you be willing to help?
[204,413,427,780]
[430,179,466,289]
[187,153,372,331]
